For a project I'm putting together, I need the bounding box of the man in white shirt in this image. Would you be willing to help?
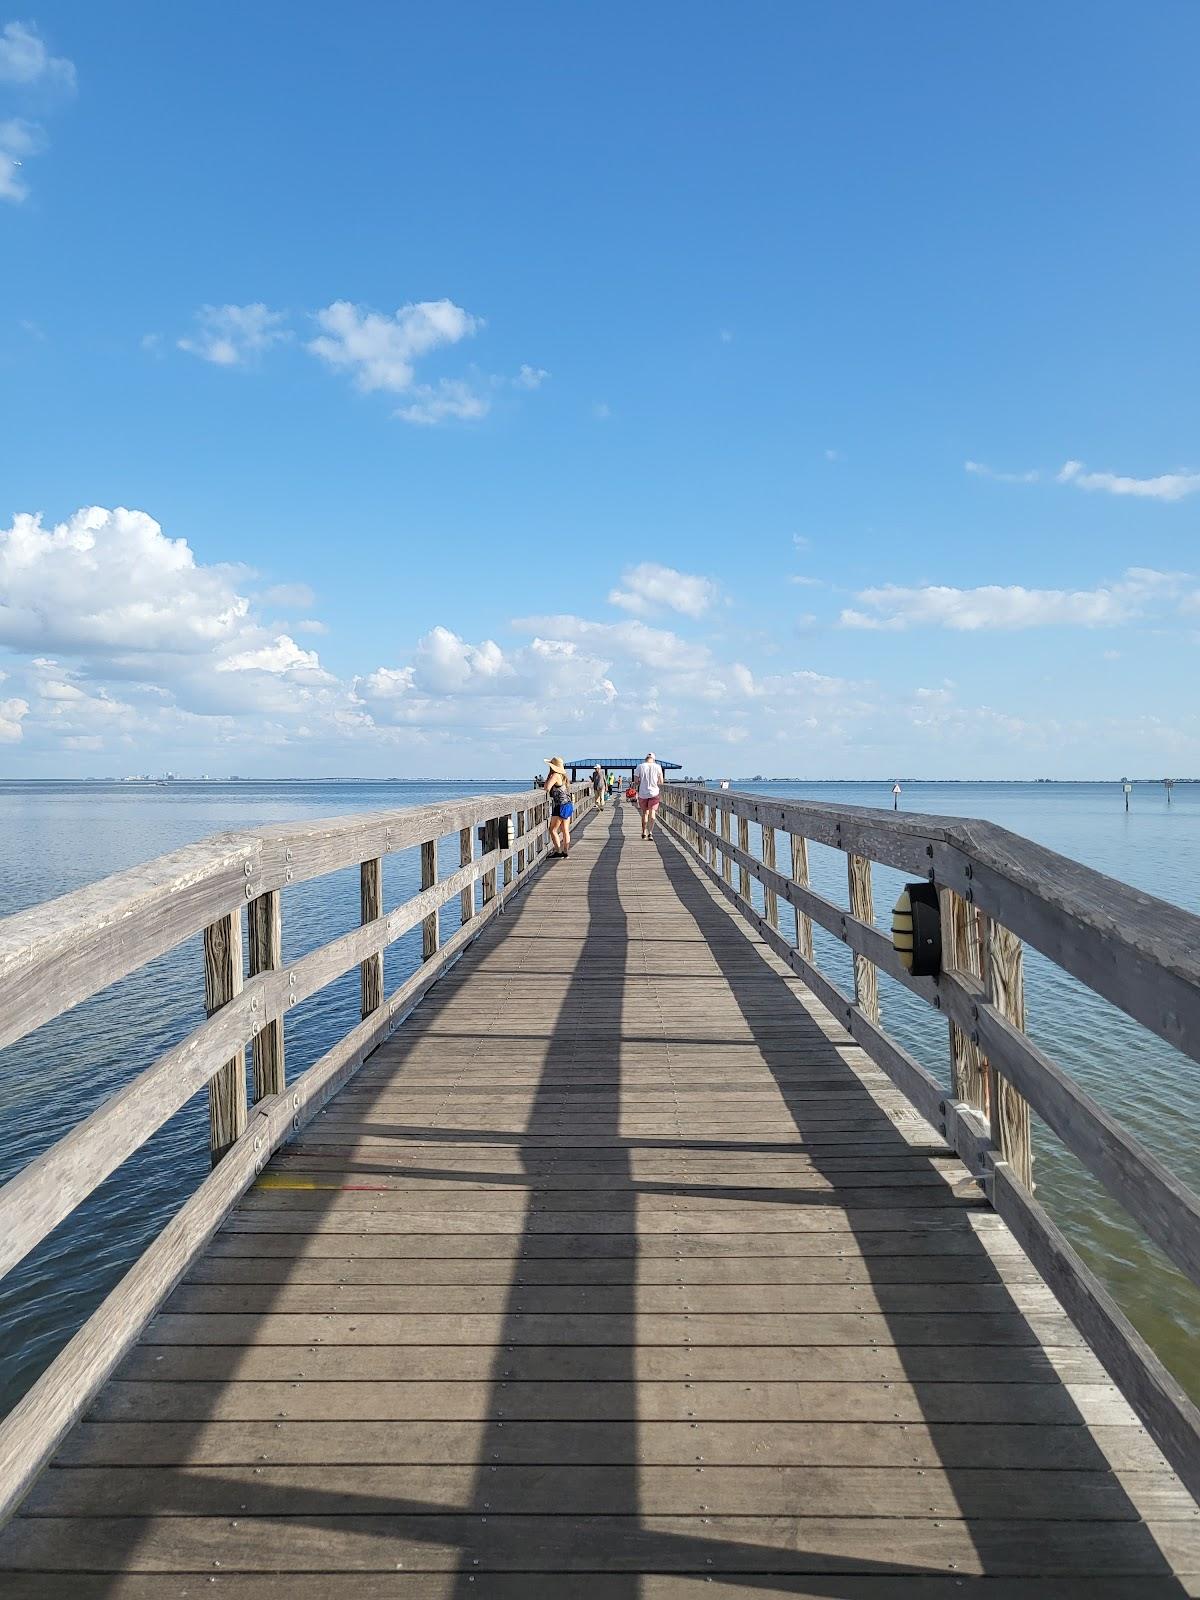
[633,751,665,840]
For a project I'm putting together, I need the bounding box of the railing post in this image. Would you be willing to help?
[737,815,751,900]
[460,826,474,923]
[846,852,879,1024]
[942,889,987,1108]
[761,822,778,928]
[985,917,1034,1189]
[719,806,732,884]
[203,910,246,1164]
[503,811,514,888]
[790,834,813,963]
[516,808,526,875]
[247,889,284,1100]
[360,858,383,1017]
[420,839,439,961]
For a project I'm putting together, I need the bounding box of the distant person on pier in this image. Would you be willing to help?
[543,756,573,857]
[608,771,621,800]
[592,764,606,810]
[634,751,665,840]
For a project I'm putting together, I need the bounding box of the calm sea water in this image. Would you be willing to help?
[0,777,1197,1414]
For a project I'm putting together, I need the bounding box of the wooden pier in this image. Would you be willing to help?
[2,783,1200,1592]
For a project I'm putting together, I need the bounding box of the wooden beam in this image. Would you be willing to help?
[516,808,526,876]
[719,807,732,885]
[359,859,383,1018]
[984,917,1033,1190]
[420,840,439,962]
[790,833,813,962]
[202,911,245,1164]
[246,889,284,1101]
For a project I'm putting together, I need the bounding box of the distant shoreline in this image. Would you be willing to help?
[2,777,1196,788]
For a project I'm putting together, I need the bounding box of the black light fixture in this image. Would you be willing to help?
[892,881,942,977]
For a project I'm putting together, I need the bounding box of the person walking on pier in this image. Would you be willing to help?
[544,756,573,856]
[592,763,606,810]
[634,751,665,840]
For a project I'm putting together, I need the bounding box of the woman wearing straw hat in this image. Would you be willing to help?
[543,756,574,857]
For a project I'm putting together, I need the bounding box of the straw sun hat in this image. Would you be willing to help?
[546,756,566,773]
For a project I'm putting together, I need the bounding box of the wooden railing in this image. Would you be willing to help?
[660,783,1200,1504]
[0,781,594,1522]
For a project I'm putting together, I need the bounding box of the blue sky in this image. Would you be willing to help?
[2,2,1199,778]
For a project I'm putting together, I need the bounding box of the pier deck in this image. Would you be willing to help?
[3,800,1198,1594]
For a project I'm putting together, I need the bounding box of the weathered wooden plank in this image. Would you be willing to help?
[847,852,879,1025]
[458,825,473,923]
[53,1419,1151,1471]
[3,1576,1194,1600]
[984,917,1033,1189]
[790,831,813,960]
[359,857,383,1017]
[942,887,986,1107]
[419,838,439,960]
[5,1510,1197,1575]
[246,888,284,1100]
[202,909,246,1162]
[87,1375,1130,1426]
[23,1462,1188,1519]
[111,1339,1110,1386]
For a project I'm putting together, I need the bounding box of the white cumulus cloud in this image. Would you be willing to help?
[0,695,29,741]
[308,299,480,393]
[608,562,719,620]
[1057,460,1200,502]
[178,304,289,366]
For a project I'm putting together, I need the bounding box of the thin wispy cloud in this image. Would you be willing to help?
[0,22,75,202]
[964,460,1040,483]
[838,567,1194,632]
[514,364,549,390]
[178,304,290,366]
[395,378,489,426]
[1057,459,1200,502]
[608,562,719,620]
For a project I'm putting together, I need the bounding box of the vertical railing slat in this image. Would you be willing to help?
[359,858,383,1018]
[421,839,439,961]
[203,910,246,1163]
[247,889,284,1100]
[761,822,778,928]
[846,853,879,1024]
[985,918,1034,1189]
[460,827,474,924]
[790,834,813,962]
[737,814,751,900]
[943,889,987,1109]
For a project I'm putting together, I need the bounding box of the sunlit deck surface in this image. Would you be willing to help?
[3,800,1198,1595]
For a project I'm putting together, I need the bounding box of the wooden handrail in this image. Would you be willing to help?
[0,781,596,1524]
[660,782,1200,1508]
